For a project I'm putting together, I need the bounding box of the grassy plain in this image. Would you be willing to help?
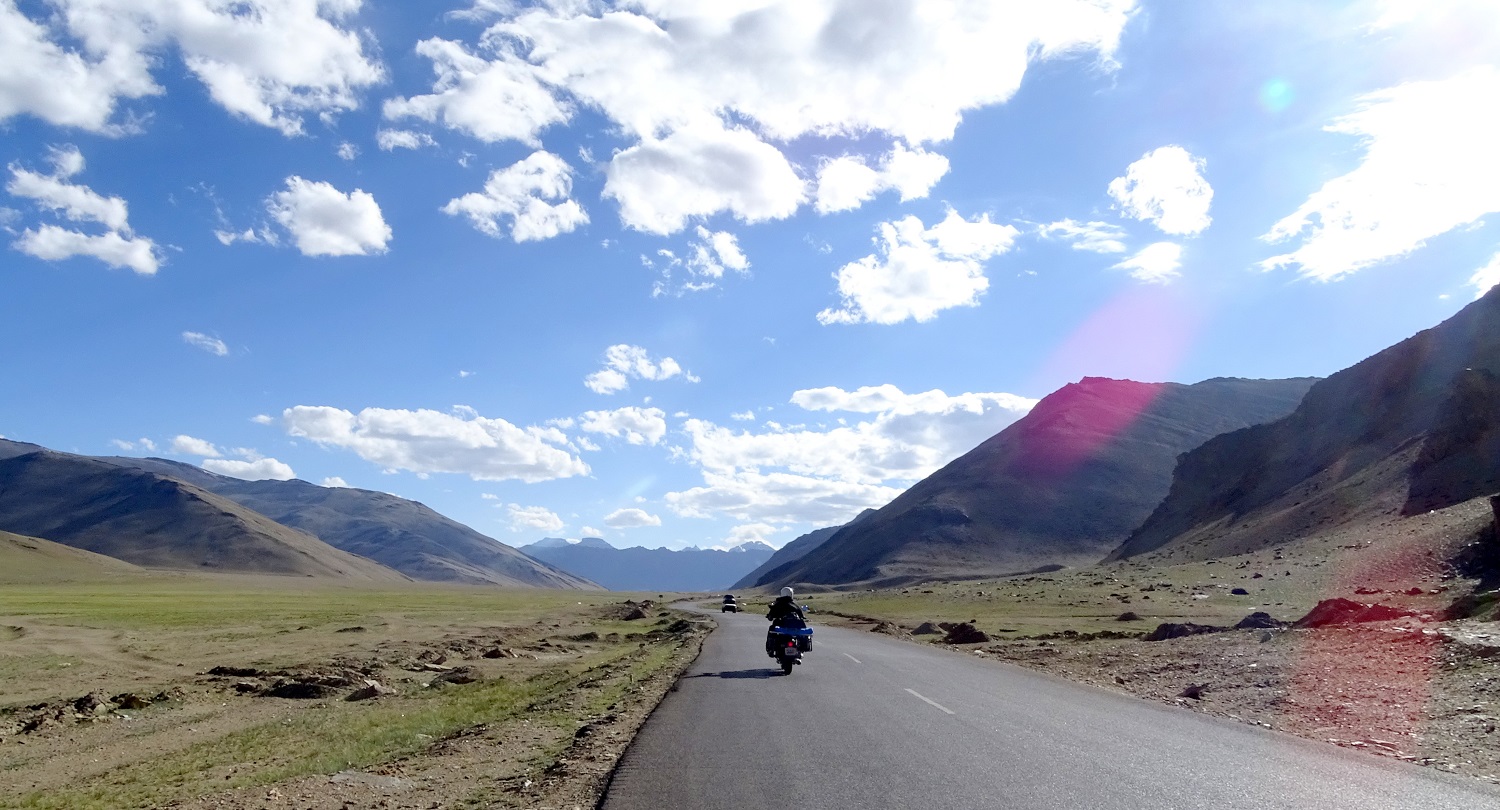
[0,576,703,809]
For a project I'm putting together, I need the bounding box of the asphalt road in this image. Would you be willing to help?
[600,609,1500,810]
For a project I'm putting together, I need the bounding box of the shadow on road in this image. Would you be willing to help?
[687,668,783,679]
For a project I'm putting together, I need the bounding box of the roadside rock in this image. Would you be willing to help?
[1293,598,1416,628]
[943,623,991,644]
[346,680,394,701]
[1233,612,1285,630]
[912,622,941,635]
[1144,622,1223,641]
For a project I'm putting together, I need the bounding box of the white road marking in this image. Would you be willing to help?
[843,653,862,664]
[904,688,956,715]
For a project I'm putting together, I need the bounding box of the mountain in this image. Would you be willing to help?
[759,376,1318,588]
[733,510,876,589]
[0,450,406,581]
[520,540,776,591]
[1110,286,1500,562]
[0,529,146,584]
[99,455,599,589]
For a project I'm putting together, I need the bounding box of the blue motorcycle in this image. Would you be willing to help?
[767,615,813,675]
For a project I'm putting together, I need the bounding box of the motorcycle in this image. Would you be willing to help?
[766,615,813,675]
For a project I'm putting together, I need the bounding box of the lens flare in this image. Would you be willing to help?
[1260,79,1294,113]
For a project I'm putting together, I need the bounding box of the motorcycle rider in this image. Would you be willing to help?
[765,586,808,656]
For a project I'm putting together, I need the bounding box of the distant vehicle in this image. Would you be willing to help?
[766,614,813,675]
[721,594,739,613]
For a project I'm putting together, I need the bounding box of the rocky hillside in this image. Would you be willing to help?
[0,450,406,581]
[521,539,775,591]
[1111,286,1500,563]
[761,376,1317,588]
[0,530,145,584]
[104,456,598,589]
[734,510,875,589]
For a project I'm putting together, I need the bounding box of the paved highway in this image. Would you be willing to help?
[601,609,1500,809]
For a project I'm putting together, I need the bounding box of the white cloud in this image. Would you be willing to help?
[376,129,438,151]
[579,406,668,446]
[283,404,588,483]
[0,0,382,136]
[664,384,1036,524]
[730,410,755,421]
[266,176,391,257]
[651,226,751,296]
[507,503,565,533]
[6,146,160,274]
[818,208,1019,325]
[442,151,587,242]
[251,414,274,425]
[391,2,1132,232]
[719,522,781,549]
[203,457,296,481]
[1471,252,1500,299]
[214,227,276,247]
[171,434,221,457]
[580,526,603,539]
[585,344,687,394]
[1039,219,1128,253]
[14,225,160,274]
[321,476,348,487]
[182,331,228,356]
[603,122,806,235]
[1112,242,1183,284]
[110,437,157,452]
[1107,146,1213,236]
[814,143,950,214]
[604,507,661,529]
[1261,68,1500,281]
[336,142,358,161]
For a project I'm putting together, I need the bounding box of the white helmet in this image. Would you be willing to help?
[779,587,795,597]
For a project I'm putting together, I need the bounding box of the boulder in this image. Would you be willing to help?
[1115,611,1142,622]
[1233,612,1284,630]
[1143,622,1223,642]
[346,680,394,701]
[1230,587,1250,596]
[942,623,991,644]
[912,622,941,635]
[1293,598,1416,628]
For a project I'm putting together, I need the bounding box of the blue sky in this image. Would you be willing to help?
[4,0,1499,551]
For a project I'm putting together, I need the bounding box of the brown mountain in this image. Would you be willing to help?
[0,529,145,584]
[102,456,599,589]
[0,450,406,581]
[760,376,1317,588]
[1110,285,1500,563]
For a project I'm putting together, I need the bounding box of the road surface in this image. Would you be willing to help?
[600,609,1500,809]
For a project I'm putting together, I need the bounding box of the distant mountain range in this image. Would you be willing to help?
[754,376,1318,588]
[1111,284,1500,563]
[0,439,598,589]
[520,538,775,591]
[733,511,874,589]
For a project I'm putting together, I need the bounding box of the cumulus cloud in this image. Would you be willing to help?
[664,384,1036,525]
[170,434,221,457]
[507,503,565,532]
[203,457,296,481]
[604,507,661,529]
[336,142,358,161]
[251,414,274,425]
[182,331,228,356]
[376,128,438,151]
[266,176,391,257]
[818,209,1019,325]
[1261,68,1500,281]
[814,143,950,214]
[1471,252,1500,299]
[603,122,805,235]
[1039,219,1128,253]
[321,476,348,487]
[585,344,687,394]
[1112,242,1183,284]
[442,151,587,241]
[389,1,1132,232]
[6,146,160,274]
[579,407,668,446]
[284,404,587,483]
[1108,146,1213,236]
[0,0,383,135]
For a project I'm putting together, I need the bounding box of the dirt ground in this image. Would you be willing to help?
[0,586,709,810]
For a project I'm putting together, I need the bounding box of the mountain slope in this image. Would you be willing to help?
[0,451,406,581]
[520,541,775,591]
[733,510,875,589]
[102,456,599,589]
[762,376,1317,588]
[1111,286,1500,562]
[0,529,146,584]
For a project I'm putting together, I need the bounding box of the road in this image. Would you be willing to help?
[600,609,1500,809]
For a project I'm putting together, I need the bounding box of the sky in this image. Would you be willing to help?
[3,0,1500,552]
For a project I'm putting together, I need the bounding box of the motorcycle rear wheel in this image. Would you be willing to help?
[780,659,795,675]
